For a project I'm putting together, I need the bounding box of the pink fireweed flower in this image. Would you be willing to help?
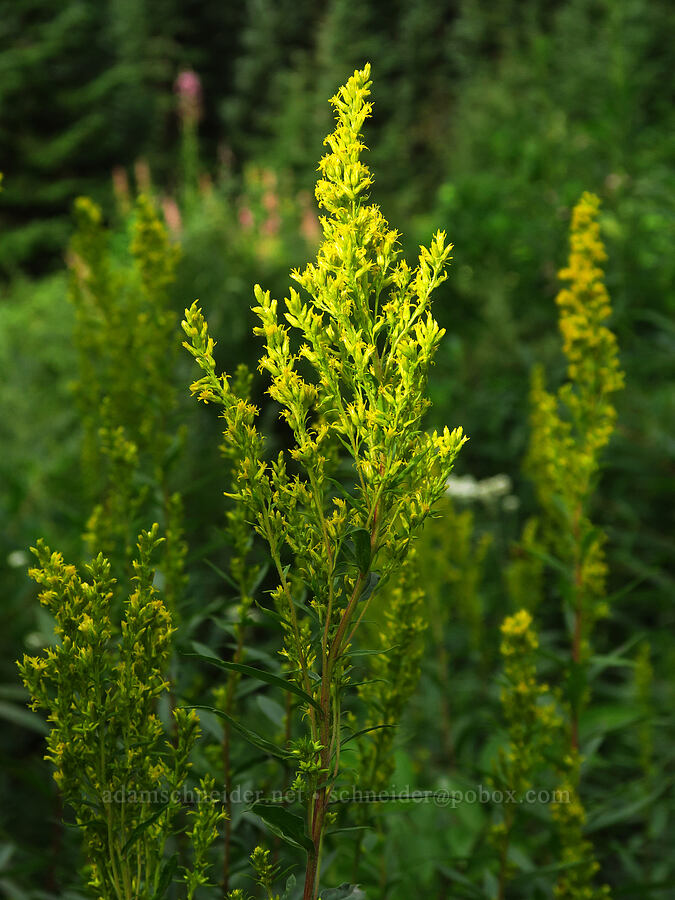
[238,206,254,230]
[175,68,202,123]
[261,213,280,237]
[262,190,278,212]
[162,197,182,237]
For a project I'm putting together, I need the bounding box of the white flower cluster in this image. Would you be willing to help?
[445,474,519,511]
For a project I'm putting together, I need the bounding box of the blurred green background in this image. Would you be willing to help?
[1,0,673,897]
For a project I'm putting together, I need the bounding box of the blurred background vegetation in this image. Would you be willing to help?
[1,0,673,897]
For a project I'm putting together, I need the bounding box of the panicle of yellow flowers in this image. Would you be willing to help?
[492,609,562,897]
[18,525,224,900]
[69,195,187,610]
[551,755,610,900]
[526,193,623,659]
[521,193,622,899]
[183,63,466,900]
[526,191,623,711]
[225,845,291,900]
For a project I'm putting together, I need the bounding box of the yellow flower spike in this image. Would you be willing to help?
[507,193,624,900]
[184,65,465,895]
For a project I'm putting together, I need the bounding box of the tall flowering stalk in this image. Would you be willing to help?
[18,526,223,900]
[523,192,623,898]
[527,193,624,728]
[69,195,186,610]
[175,68,202,210]
[492,609,561,897]
[183,64,466,899]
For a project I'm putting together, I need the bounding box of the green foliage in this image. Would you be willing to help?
[184,64,465,898]
[2,6,674,898]
[0,0,177,274]
[492,609,561,896]
[505,194,622,899]
[69,193,186,603]
[526,192,623,708]
[356,549,427,796]
[18,526,223,900]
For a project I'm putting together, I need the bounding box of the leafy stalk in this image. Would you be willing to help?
[184,64,466,899]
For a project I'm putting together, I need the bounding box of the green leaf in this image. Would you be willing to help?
[333,542,357,577]
[0,685,29,701]
[186,705,291,760]
[203,557,239,591]
[526,546,572,581]
[579,704,643,739]
[281,873,297,900]
[254,599,287,627]
[358,571,379,603]
[580,524,603,558]
[346,644,397,659]
[436,866,484,897]
[190,640,219,660]
[251,803,313,853]
[334,528,371,576]
[182,653,321,711]
[351,529,372,574]
[586,780,671,832]
[257,694,286,727]
[121,804,170,855]
[250,562,270,595]
[151,852,178,900]
[340,724,397,748]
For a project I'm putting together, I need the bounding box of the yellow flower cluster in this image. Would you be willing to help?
[18,527,223,900]
[526,193,624,658]
[519,194,623,898]
[551,752,611,900]
[69,194,187,612]
[184,64,466,896]
[528,192,624,516]
[557,193,624,419]
[493,609,562,889]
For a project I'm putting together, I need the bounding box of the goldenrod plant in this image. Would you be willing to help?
[68,194,187,607]
[210,362,265,894]
[183,63,466,899]
[18,526,223,900]
[520,192,623,899]
[491,609,561,898]
[526,193,624,728]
